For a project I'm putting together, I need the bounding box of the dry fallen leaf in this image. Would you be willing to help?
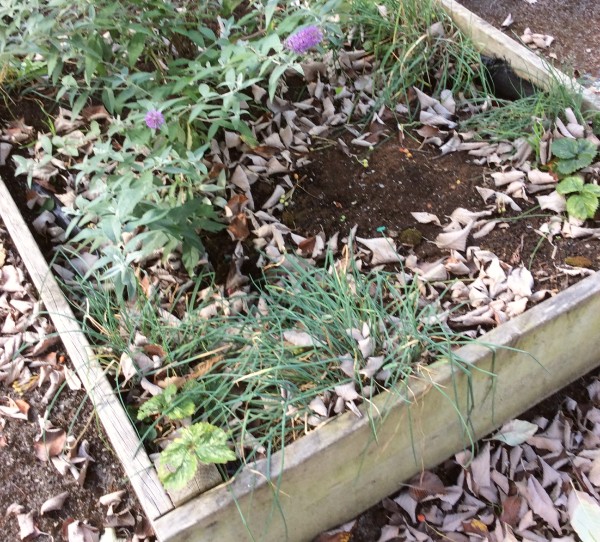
[568,489,600,542]
[34,427,67,461]
[525,475,562,533]
[491,419,538,446]
[435,221,474,251]
[67,520,100,542]
[283,330,324,348]
[408,471,445,501]
[40,491,70,515]
[334,382,360,402]
[501,495,524,527]
[17,511,41,541]
[356,237,403,265]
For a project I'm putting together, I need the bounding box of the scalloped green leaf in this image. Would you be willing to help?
[551,137,579,159]
[567,193,599,220]
[137,383,196,421]
[554,139,597,175]
[158,445,198,490]
[557,175,585,195]
[184,422,237,464]
[157,422,236,490]
[582,183,600,197]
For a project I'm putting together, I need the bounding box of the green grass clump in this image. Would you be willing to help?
[343,0,489,108]
[461,77,585,142]
[72,248,475,487]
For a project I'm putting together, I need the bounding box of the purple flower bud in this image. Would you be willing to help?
[145,109,165,130]
[285,26,323,54]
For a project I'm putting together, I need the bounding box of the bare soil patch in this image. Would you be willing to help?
[273,132,600,290]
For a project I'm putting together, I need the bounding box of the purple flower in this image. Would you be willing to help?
[284,26,323,54]
[145,109,165,130]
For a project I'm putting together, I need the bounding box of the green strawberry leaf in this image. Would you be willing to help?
[567,193,599,220]
[557,175,585,195]
[582,183,600,197]
[553,139,597,175]
[551,138,579,159]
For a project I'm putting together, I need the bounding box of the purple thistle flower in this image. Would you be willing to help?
[285,26,323,54]
[145,109,165,130]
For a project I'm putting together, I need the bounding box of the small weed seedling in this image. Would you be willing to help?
[556,175,600,221]
[552,138,599,220]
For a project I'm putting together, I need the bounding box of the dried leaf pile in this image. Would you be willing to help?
[0,223,152,541]
[318,377,600,542]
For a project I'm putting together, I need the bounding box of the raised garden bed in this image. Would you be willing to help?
[3,168,600,542]
[2,1,600,541]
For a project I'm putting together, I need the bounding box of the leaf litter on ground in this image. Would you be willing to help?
[317,375,600,541]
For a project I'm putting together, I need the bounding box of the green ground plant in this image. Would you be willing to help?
[343,0,489,110]
[72,248,479,489]
[3,0,343,296]
[550,138,599,220]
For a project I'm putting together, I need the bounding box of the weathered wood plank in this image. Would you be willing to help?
[0,178,173,522]
[154,270,600,541]
[439,0,600,111]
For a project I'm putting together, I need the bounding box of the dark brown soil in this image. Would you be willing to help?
[460,0,600,82]
[0,389,142,540]
[274,133,600,288]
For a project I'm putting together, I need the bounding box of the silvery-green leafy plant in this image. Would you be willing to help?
[5,0,343,297]
[158,422,236,490]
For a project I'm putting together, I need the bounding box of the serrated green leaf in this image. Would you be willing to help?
[158,445,198,490]
[137,383,195,421]
[557,175,585,195]
[128,32,146,68]
[583,183,600,196]
[268,63,289,102]
[157,422,235,490]
[181,243,200,276]
[551,137,579,159]
[137,384,176,420]
[554,139,597,174]
[183,422,237,464]
[167,398,196,420]
[567,193,599,220]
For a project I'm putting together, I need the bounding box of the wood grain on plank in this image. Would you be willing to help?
[0,178,173,523]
